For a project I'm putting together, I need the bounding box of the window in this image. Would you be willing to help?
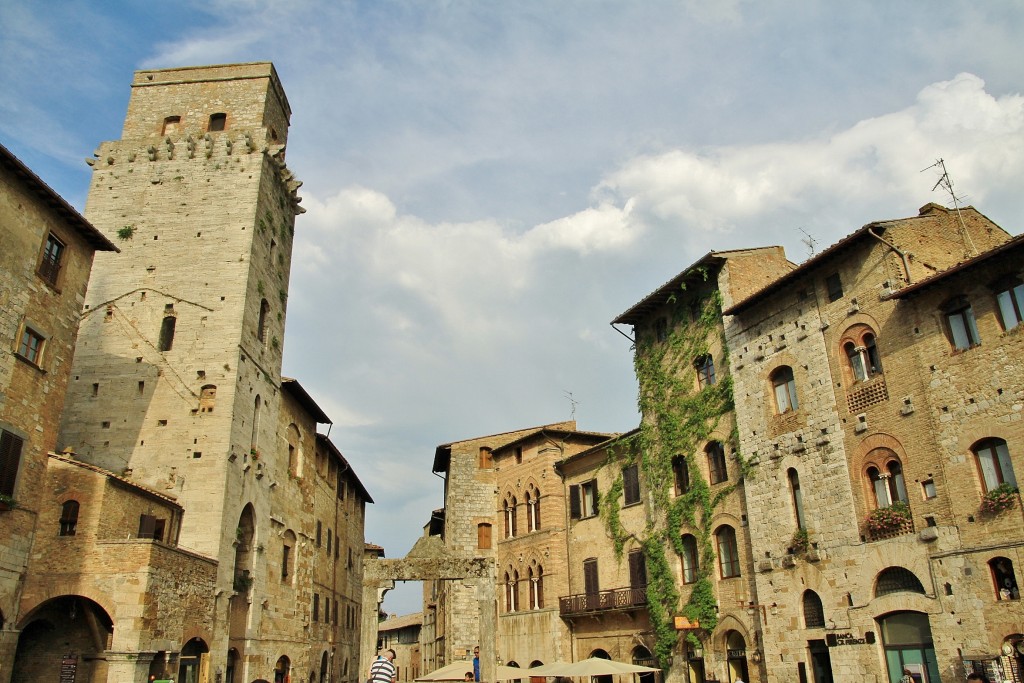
[162,115,181,135]
[569,480,599,519]
[716,526,740,578]
[995,279,1024,330]
[770,366,798,413]
[583,558,599,595]
[989,557,1020,601]
[706,442,728,485]
[788,468,806,530]
[680,534,699,584]
[842,326,883,382]
[477,523,492,549]
[826,272,843,302]
[526,486,541,531]
[257,299,270,343]
[867,455,908,509]
[59,500,79,536]
[973,438,1018,492]
[623,464,641,505]
[327,529,332,555]
[515,446,523,464]
[921,479,937,499]
[942,296,981,350]
[158,315,176,351]
[138,514,166,541]
[802,590,825,629]
[208,113,227,131]
[199,385,217,412]
[504,496,518,538]
[38,233,65,286]
[529,564,544,609]
[628,549,647,589]
[17,326,45,365]
[282,539,293,580]
[313,594,320,622]
[479,447,493,468]
[0,430,23,493]
[672,455,690,495]
[694,354,716,389]
[654,318,668,343]
[505,570,519,612]
[874,567,925,597]
[316,520,322,547]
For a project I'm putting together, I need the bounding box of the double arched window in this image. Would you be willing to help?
[841,325,882,382]
[525,485,541,532]
[504,495,518,538]
[867,457,908,509]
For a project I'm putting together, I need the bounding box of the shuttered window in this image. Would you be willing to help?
[623,465,640,505]
[0,431,25,497]
[628,550,647,589]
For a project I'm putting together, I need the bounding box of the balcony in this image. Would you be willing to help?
[559,586,647,617]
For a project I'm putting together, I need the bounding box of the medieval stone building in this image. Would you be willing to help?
[3,63,372,683]
[0,142,117,683]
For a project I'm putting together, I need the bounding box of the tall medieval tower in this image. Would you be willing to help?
[59,62,302,574]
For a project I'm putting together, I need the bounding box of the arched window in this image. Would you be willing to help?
[680,534,699,584]
[59,500,79,536]
[257,299,270,344]
[788,468,806,530]
[694,354,716,389]
[874,567,925,597]
[706,441,728,485]
[158,315,176,351]
[287,423,301,477]
[716,525,741,578]
[841,325,883,383]
[505,570,519,612]
[995,278,1024,330]
[529,563,544,609]
[282,529,296,582]
[973,438,1017,492]
[802,590,825,628]
[866,452,908,509]
[770,366,798,413]
[504,496,518,538]
[672,455,690,495]
[526,486,541,532]
[989,557,1020,601]
[251,395,262,453]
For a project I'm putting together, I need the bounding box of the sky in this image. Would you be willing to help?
[2,0,1023,616]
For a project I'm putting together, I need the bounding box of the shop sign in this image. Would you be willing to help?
[826,631,876,647]
[727,649,746,659]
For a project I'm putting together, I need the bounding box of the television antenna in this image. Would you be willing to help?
[564,391,579,421]
[921,158,976,256]
[798,227,818,257]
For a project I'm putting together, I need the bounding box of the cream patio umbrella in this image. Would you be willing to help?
[416,661,529,682]
[531,658,658,677]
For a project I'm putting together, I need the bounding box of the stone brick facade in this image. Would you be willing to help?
[0,143,116,683]
[5,63,371,683]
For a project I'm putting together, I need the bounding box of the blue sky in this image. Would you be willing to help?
[3,1,1023,615]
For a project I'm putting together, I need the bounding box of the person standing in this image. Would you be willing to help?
[370,649,398,683]
[473,646,480,682]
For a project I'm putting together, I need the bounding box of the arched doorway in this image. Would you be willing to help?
[588,649,612,683]
[12,596,113,683]
[725,631,749,683]
[179,637,210,683]
[226,648,239,683]
[320,652,330,683]
[275,655,291,683]
[632,645,657,683]
[877,611,938,683]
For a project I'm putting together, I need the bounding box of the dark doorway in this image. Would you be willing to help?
[808,639,834,683]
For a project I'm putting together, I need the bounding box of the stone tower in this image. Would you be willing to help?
[59,62,302,575]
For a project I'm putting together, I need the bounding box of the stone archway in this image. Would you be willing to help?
[361,536,496,683]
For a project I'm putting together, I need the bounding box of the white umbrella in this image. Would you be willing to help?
[523,661,572,677]
[535,658,659,677]
[416,661,477,681]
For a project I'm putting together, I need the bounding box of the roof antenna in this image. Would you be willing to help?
[564,391,578,421]
[798,227,817,258]
[921,158,976,256]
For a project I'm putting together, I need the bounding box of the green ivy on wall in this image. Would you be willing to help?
[599,271,745,669]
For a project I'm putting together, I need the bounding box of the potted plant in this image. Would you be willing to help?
[981,484,1018,515]
[790,528,810,555]
[866,502,911,537]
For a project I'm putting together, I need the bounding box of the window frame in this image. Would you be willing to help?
[680,534,699,584]
[59,500,80,536]
[770,366,799,414]
[995,280,1024,331]
[706,441,728,485]
[570,480,600,520]
[0,430,26,499]
[16,325,46,366]
[672,455,690,496]
[973,438,1017,492]
[622,464,641,506]
[694,354,716,389]
[942,296,981,350]
[716,525,741,579]
[38,232,66,288]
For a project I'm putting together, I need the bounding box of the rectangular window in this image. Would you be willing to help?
[282,544,292,580]
[313,593,320,622]
[316,520,322,547]
[477,523,492,549]
[996,282,1024,331]
[581,479,599,518]
[0,430,26,497]
[622,465,641,506]
[695,355,716,389]
[654,317,668,342]
[826,273,843,302]
[628,549,647,589]
[921,479,937,499]
[38,233,65,287]
[17,327,45,365]
[583,558,599,595]
[138,514,166,541]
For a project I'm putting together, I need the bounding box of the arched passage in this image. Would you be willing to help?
[179,637,210,683]
[12,596,113,683]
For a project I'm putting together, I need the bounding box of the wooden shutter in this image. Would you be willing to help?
[623,465,640,505]
[138,514,156,538]
[583,559,599,595]
[629,550,647,588]
[0,431,25,496]
[569,484,581,520]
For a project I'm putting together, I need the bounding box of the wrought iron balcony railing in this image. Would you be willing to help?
[559,586,647,617]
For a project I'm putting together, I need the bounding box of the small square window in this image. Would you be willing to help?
[922,479,937,499]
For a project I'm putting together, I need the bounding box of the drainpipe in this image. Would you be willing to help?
[867,226,912,285]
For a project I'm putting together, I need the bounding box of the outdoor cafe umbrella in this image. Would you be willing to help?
[522,661,572,677]
[416,660,529,682]
[529,658,659,677]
